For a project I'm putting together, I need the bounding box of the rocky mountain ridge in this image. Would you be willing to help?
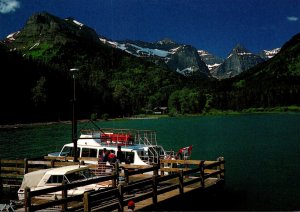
[212,44,266,79]
[4,11,281,80]
[100,37,280,79]
[99,37,210,77]
[197,50,224,71]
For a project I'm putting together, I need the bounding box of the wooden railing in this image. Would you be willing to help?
[0,158,81,186]
[83,157,225,212]
[160,156,225,184]
[24,174,117,212]
[1,157,225,211]
[82,164,160,211]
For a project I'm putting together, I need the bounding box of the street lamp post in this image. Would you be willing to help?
[70,68,79,162]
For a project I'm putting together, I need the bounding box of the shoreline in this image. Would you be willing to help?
[1,107,299,129]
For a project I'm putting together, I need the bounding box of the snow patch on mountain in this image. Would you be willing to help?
[170,46,181,54]
[262,48,281,58]
[29,42,40,50]
[227,54,233,59]
[197,49,224,72]
[238,52,252,56]
[6,31,20,41]
[73,20,84,27]
[99,37,171,58]
[130,44,169,57]
[207,63,222,70]
[197,50,209,56]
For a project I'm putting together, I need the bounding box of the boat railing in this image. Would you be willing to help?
[81,128,159,147]
[139,155,157,165]
[165,150,175,159]
[134,130,158,146]
[93,161,115,176]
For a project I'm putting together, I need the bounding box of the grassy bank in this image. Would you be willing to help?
[200,105,300,116]
[164,105,300,117]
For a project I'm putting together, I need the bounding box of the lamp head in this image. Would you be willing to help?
[70,68,79,72]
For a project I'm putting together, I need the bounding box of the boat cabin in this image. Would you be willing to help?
[48,129,168,165]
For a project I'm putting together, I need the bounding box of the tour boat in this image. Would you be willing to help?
[48,128,192,165]
[18,165,106,200]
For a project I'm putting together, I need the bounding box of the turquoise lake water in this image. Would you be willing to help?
[0,113,300,210]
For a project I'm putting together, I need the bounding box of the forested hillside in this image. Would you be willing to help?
[0,12,187,124]
[1,12,299,124]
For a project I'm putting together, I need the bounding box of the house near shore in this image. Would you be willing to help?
[153,107,168,115]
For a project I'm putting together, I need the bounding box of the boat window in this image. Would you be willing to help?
[98,149,115,156]
[137,150,146,161]
[60,146,80,157]
[124,152,135,163]
[65,169,94,183]
[81,148,97,158]
[46,175,63,184]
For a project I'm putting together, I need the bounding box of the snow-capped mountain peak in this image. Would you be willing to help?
[157,38,176,45]
[198,50,224,71]
[99,38,210,77]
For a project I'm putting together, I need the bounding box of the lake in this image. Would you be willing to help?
[1,113,300,210]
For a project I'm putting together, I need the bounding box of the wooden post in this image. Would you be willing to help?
[112,172,117,188]
[24,187,31,212]
[115,161,120,185]
[51,159,55,168]
[24,158,28,174]
[83,191,91,212]
[153,163,158,176]
[218,157,225,180]
[61,180,68,211]
[0,159,2,191]
[200,161,205,188]
[179,170,184,195]
[117,184,124,212]
[152,175,158,207]
[124,169,129,185]
[160,161,164,176]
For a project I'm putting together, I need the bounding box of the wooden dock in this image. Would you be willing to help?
[0,157,225,211]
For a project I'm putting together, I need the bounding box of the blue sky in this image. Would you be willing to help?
[0,0,299,57]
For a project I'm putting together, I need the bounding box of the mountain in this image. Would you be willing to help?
[99,38,210,77]
[197,50,224,71]
[237,33,300,82]
[1,12,185,123]
[211,33,300,111]
[259,48,281,60]
[1,11,298,123]
[212,44,265,79]
[4,12,101,60]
